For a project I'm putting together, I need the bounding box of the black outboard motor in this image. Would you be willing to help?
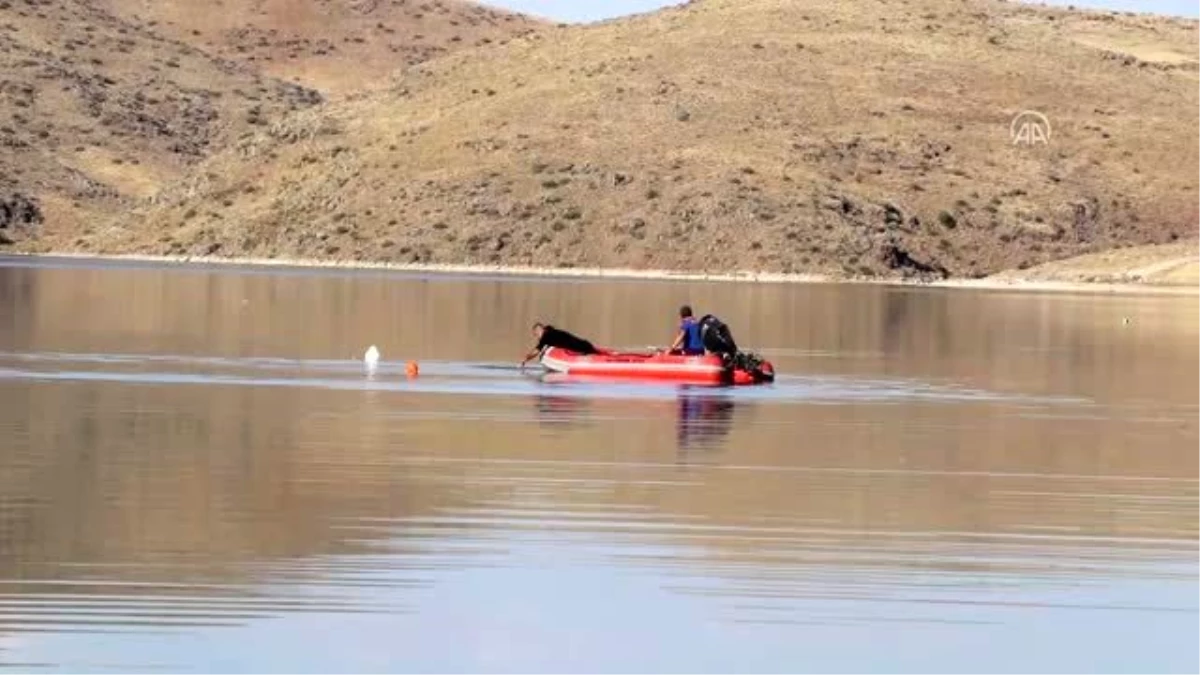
[700,314,774,383]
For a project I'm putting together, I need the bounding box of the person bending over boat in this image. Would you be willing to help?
[669,305,706,356]
[521,322,598,368]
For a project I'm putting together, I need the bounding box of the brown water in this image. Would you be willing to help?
[0,257,1196,673]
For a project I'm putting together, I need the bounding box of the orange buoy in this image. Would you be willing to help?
[405,361,419,378]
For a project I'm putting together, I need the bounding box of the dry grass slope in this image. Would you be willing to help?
[990,241,1199,286]
[21,0,1200,279]
[95,0,545,94]
[0,0,323,239]
[0,0,543,246]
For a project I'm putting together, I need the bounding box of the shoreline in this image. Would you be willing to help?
[2,250,1197,295]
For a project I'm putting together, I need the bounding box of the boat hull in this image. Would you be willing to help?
[539,347,774,386]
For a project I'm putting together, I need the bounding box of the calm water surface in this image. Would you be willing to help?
[0,257,1196,673]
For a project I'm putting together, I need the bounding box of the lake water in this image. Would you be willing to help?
[0,257,1196,673]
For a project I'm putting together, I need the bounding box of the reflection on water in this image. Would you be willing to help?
[532,383,739,456]
[0,257,1196,673]
[534,392,590,430]
[675,387,737,455]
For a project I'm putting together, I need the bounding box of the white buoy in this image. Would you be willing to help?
[1122,317,1131,326]
[364,345,380,367]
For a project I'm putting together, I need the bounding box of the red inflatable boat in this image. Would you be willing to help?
[539,346,775,386]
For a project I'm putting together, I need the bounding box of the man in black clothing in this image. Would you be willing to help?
[520,322,598,368]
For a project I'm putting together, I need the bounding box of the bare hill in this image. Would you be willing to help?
[0,0,322,240]
[94,0,544,94]
[0,0,542,246]
[990,241,1199,286]
[25,0,1200,279]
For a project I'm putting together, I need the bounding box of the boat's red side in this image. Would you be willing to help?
[539,347,773,385]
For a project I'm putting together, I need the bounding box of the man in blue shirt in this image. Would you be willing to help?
[669,305,706,355]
